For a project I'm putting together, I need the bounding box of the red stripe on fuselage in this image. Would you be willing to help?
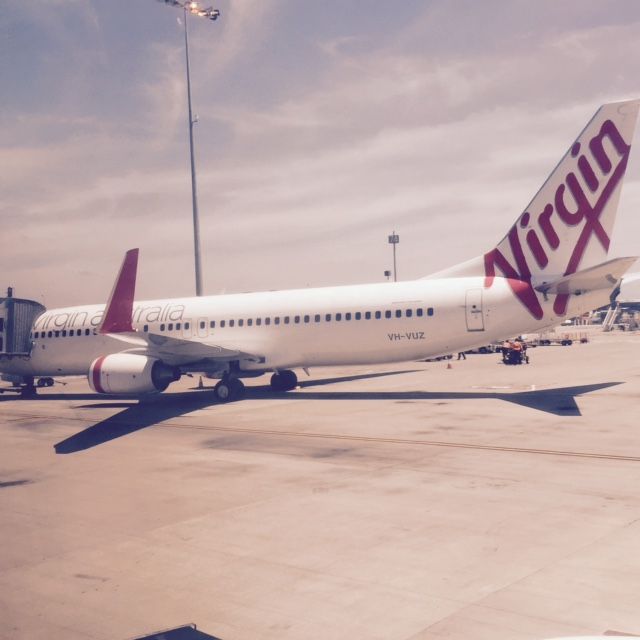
[91,356,107,394]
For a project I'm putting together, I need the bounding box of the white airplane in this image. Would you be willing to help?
[1,100,639,401]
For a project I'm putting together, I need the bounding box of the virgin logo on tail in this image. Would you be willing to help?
[484,117,632,320]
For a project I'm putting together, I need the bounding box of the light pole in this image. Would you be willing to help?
[157,0,220,296]
[388,231,399,282]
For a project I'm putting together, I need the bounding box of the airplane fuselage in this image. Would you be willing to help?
[1,276,608,379]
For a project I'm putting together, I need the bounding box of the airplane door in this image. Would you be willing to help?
[465,289,485,331]
[196,317,209,338]
[182,319,194,339]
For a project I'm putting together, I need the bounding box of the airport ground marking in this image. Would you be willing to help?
[4,408,640,463]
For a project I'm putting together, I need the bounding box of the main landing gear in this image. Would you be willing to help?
[212,369,298,402]
[270,369,298,392]
[213,375,245,403]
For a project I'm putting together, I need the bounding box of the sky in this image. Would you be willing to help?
[3,0,640,308]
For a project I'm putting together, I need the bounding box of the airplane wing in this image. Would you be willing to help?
[105,331,265,366]
[99,249,265,368]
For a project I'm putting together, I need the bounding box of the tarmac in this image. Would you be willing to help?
[1,331,640,640]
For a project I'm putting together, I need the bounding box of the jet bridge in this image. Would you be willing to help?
[0,289,45,357]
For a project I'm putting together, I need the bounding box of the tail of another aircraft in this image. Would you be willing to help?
[430,99,640,320]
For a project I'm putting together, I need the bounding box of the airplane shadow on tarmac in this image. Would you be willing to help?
[130,624,222,640]
[0,369,621,454]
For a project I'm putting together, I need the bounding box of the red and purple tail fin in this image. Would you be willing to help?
[99,248,139,334]
[428,100,640,320]
[484,100,640,318]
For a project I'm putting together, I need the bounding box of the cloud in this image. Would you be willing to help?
[4,1,640,306]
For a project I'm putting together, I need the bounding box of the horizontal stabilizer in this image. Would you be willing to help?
[535,257,637,295]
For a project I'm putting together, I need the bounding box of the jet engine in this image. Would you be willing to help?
[88,354,180,395]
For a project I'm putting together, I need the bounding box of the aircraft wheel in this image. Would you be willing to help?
[214,380,231,402]
[214,378,245,402]
[270,370,298,392]
[231,379,245,400]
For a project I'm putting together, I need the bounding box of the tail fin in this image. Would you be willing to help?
[485,99,640,318]
[430,100,640,320]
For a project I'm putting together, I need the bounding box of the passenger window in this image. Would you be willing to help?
[48,331,53,338]
[85,329,90,336]
[303,315,310,323]
[69,330,74,337]
[385,310,391,319]
[221,320,226,328]
[200,321,205,329]
[160,324,166,331]
[428,307,434,316]
[185,322,190,330]
[375,311,381,319]
[336,313,342,321]
[355,312,361,320]
[325,313,331,322]
[365,311,371,320]
[210,320,215,328]
[315,314,321,322]
[257,318,262,326]
[294,316,300,324]
[406,309,413,317]
[284,316,290,324]
[143,324,149,332]
[176,323,181,330]
[345,313,351,321]
[55,331,60,338]
[275,317,280,325]
[265,317,271,325]
[229,320,235,328]
[238,319,244,327]
[417,308,424,317]
[168,323,174,331]
[395,310,402,318]
[247,319,253,326]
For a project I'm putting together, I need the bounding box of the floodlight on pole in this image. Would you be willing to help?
[388,231,399,282]
[156,0,220,296]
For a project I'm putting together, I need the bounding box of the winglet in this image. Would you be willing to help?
[99,248,139,334]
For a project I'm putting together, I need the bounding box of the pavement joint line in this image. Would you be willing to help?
[4,409,640,463]
[176,425,640,462]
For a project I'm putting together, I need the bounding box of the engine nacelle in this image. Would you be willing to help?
[88,354,180,395]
